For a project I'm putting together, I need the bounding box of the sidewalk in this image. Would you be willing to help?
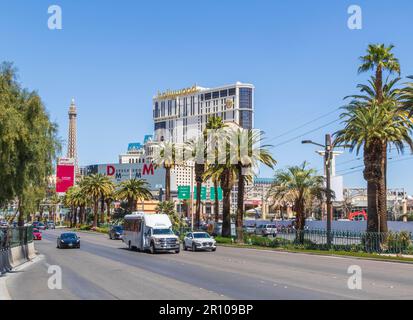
[0,254,44,300]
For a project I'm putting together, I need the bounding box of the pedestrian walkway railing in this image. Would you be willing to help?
[0,226,33,250]
[245,229,413,254]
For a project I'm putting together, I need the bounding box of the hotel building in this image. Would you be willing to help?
[153,82,254,143]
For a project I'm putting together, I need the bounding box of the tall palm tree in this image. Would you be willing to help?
[205,117,226,224]
[335,102,413,233]
[268,162,328,243]
[82,174,114,228]
[358,44,401,229]
[358,44,401,104]
[116,179,152,213]
[184,116,227,230]
[153,141,182,201]
[345,75,403,230]
[227,126,276,242]
[70,186,88,227]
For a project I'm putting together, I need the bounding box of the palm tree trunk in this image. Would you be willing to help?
[236,164,245,243]
[379,142,388,232]
[195,164,204,230]
[375,65,383,103]
[100,197,105,224]
[214,180,219,223]
[221,168,232,238]
[363,141,381,234]
[378,146,388,233]
[93,199,98,228]
[165,166,171,201]
[72,207,77,227]
[106,200,111,223]
[294,199,305,244]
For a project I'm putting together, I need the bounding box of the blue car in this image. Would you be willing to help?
[57,233,80,249]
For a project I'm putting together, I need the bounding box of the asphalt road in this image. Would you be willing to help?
[5,229,413,300]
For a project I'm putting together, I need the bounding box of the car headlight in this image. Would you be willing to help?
[76,240,80,243]
[61,240,64,243]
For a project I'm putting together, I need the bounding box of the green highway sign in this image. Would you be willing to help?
[210,187,223,201]
[178,185,191,200]
[193,186,207,201]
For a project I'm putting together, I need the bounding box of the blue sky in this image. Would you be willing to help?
[1,0,413,192]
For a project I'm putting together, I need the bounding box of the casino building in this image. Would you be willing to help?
[153,82,254,143]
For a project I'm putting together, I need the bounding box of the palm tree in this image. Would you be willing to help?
[64,186,84,227]
[204,164,237,237]
[116,179,152,213]
[82,174,114,228]
[156,200,180,230]
[268,162,328,243]
[205,117,226,224]
[345,76,404,229]
[104,189,116,223]
[400,76,413,116]
[358,44,401,228]
[227,127,276,242]
[358,44,401,104]
[335,102,413,233]
[153,141,182,201]
[183,116,227,230]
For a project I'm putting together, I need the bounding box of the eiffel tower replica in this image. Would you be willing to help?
[67,98,79,175]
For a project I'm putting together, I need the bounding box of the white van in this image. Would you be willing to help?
[122,212,180,254]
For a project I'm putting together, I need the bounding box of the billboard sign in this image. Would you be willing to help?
[56,158,75,194]
[85,163,165,191]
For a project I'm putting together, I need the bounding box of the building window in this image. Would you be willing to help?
[220,90,228,98]
[239,110,253,129]
[228,88,236,96]
[213,91,219,99]
[205,92,211,100]
[239,88,252,109]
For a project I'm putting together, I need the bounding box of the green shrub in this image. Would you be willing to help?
[215,236,235,244]
[385,231,412,253]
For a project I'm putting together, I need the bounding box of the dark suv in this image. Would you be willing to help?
[109,225,123,240]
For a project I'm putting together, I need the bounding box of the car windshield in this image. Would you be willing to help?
[153,228,173,235]
[33,229,39,233]
[61,233,77,239]
[193,233,210,239]
[113,226,123,231]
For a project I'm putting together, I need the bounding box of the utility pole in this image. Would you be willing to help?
[302,133,348,249]
[325,134,333,248]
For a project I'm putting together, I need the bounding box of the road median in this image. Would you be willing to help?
[216,241,413,264]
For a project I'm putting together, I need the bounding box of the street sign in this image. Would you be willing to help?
[210,187,223,201]
[178,186,191,200]
[193,186,207,201]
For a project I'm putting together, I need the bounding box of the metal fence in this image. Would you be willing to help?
[245,229,413,254]
[0,226,33,250]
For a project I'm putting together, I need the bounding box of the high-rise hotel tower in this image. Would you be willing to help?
[153,82,254,143]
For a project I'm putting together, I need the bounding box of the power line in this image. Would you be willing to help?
[335,157,362,167]
[271,119,340,148]
[267,108,340,144]
[339,156,413,176]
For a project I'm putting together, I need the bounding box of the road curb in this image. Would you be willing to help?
[217,244,413,265]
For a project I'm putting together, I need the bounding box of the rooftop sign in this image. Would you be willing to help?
[156,85,199,100]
